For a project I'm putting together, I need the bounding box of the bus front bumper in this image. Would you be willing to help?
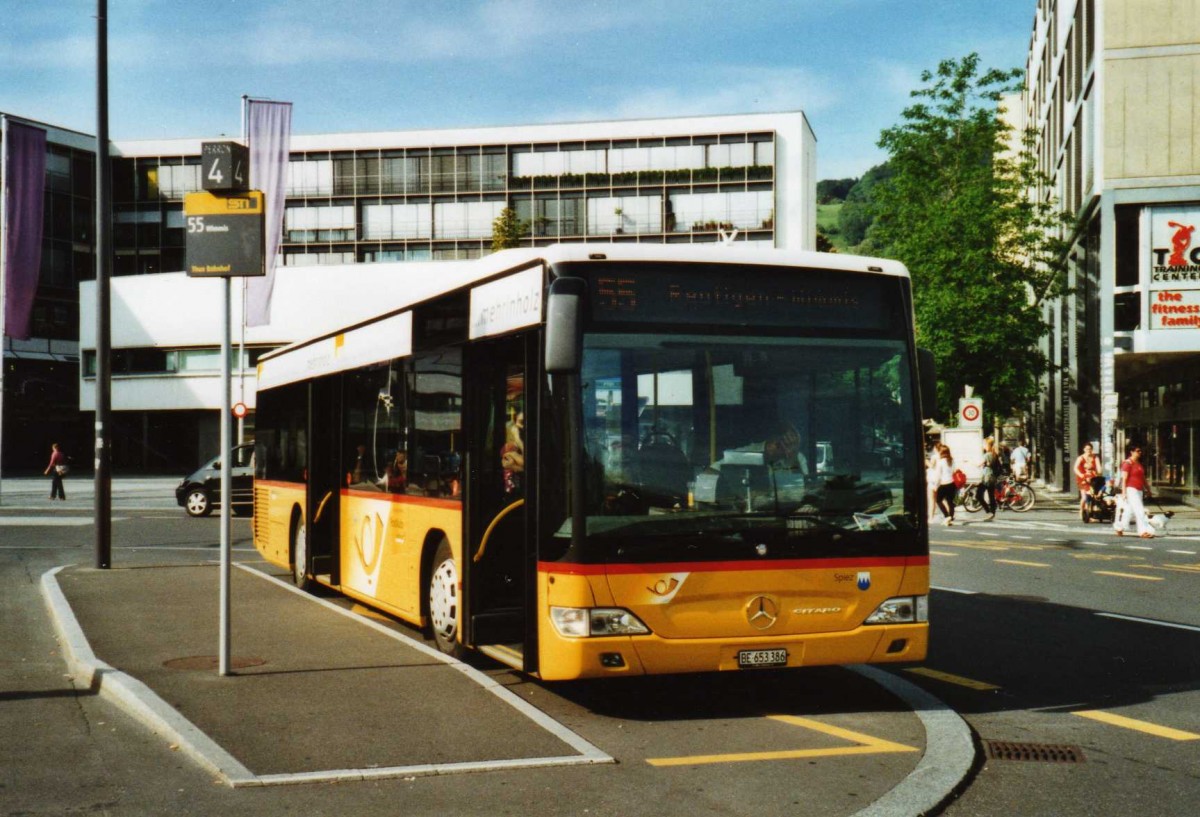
[537,622,928,681]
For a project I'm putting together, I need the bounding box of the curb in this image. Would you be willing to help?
[848,665,976,817]
[40,565,256,785]
[40,563,613,789]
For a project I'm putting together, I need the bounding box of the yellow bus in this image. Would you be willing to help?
[253,244,934,681]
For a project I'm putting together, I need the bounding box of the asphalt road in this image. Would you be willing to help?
[923,500,1200,816]
[3,477,1199,815]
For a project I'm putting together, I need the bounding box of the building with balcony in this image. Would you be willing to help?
[1022,0,1200,494]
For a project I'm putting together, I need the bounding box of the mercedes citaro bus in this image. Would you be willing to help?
[252,244,935,680]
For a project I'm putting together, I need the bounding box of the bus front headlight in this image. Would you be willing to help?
[864,595,929,625]
[550,606,650,637]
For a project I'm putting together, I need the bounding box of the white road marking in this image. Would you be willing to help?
[1096,612,1200,634]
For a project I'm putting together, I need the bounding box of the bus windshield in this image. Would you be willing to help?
[580,332,917,540]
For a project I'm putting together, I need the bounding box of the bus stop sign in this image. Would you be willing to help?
[184,190,265,277]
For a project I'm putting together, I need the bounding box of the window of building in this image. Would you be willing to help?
[285,204,355,241]
[362,202,433,240]
[287,159,334,196]
[433,200,505,239]
[1114,206,1140,287]
[670,191,774,231]
[156,164,201,199]
[707,142,754,169]
[587,195,662,234]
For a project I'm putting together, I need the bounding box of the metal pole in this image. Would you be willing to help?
[95,0,112,569]
[219,276,232,676]
[1,115,9,507]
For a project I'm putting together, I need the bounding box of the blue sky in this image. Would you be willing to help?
[1,0,1035,180]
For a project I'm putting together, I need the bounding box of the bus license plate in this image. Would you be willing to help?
[737,648,788,668]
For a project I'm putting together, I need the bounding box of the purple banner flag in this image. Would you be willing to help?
[245,100,292,327]
[3,119,46,340]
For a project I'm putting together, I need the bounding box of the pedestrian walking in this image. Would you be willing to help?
[1073,443,1101,520]
[934,444,957,526]
[1114,444,1154,538]
[44,442,68,500]
[976,437,999,520]
[1010,439,1031,481]
[926,441,941,523]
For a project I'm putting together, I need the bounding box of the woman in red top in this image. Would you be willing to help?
[1072,443,1100,519]
[44,442,67,500]
[1114,445,1154,538]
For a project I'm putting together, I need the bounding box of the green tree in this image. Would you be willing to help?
[838,163,892,247]
[817,177,857,204]
[491,207,528,251]
[868,54,1069,419]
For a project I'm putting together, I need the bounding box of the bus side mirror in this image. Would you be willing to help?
[917,347,937,418]
[545,277,585,374]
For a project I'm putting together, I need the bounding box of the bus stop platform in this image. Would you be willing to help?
[41,562,612,787]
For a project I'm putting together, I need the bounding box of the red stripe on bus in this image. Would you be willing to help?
[538,555,929,575]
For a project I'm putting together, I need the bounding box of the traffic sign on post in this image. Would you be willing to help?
[959,396,984,429]
[201,141,249,193]
[184,190,265,278]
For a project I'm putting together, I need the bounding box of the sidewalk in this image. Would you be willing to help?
[42,561,611,787]
[1,475,181,511]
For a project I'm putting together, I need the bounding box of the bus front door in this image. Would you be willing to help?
[466,336,533,671]
[305,375,340,585]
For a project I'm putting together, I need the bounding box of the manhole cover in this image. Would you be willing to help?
[983,740,1085,763]
[163,655,266,671]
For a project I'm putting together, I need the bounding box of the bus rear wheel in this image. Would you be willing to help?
[428,539,463,657]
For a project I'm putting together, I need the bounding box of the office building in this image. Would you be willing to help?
[1022,0,1200,495]
[3,111,815,471]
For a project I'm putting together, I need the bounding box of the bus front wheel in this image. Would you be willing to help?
[428,539,463,657]
[291,511,312,590]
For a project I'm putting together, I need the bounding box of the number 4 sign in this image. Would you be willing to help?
[201,141,249,193]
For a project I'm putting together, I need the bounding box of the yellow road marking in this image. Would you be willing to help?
[994,559,1051,568]
[905,667,1001,691]
[940,541,1009,551]
[645,715,917,767]
[1073,553,1146,562]
[1093,570,1163,581]
[1154,563,1200,573]
[1074,710,1200,741]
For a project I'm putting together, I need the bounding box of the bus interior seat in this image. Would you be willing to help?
[635,438,691,506]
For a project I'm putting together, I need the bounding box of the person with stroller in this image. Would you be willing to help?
[1073,443,1101,521]
[1083,474,1117,523]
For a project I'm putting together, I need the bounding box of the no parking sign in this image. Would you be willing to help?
[959,397,984,428]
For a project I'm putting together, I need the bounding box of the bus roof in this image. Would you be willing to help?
[256,244,909,386]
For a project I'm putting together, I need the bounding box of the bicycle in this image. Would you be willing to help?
[957,476,1035,514]
[993,475,1035,512]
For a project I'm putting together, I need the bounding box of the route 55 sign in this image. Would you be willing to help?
[201,141,248,193]
[959,397,984,429]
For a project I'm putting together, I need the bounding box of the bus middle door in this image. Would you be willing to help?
[465,335,533,670]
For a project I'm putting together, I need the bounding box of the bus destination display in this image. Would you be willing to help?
[576,263,899,330]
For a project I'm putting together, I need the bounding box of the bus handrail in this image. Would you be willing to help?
[474,499,524,563]
[313,491,335,524]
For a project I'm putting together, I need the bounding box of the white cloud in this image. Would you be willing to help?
[547,65,838,124]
